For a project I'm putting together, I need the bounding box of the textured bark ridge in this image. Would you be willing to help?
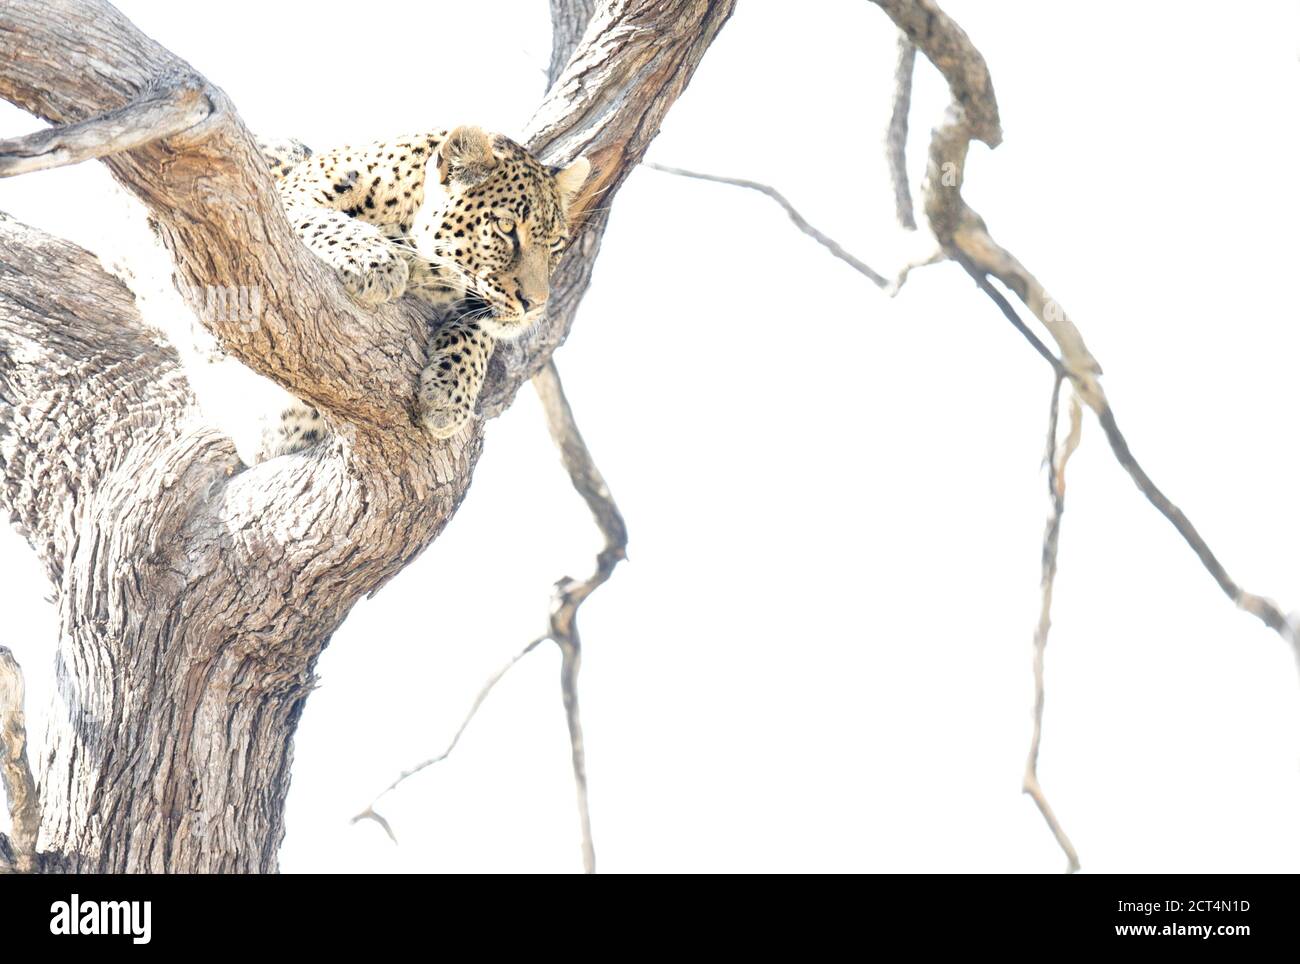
[0,0,735,872]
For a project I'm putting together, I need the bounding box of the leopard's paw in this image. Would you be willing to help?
[338,251,409,305]
[417,371,475,439]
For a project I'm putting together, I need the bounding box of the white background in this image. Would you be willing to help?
[2,0,1299,873]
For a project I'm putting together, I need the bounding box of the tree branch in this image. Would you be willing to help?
[1023,378,1082,874]
[886,32,917,230]
[645,0,1298,872]
[481,0,740,416]
[646,163,942,295]
[0,646,39,873]
[350,634,548,841]
[534,359,628,874]
[874,0,1298,651]
[0,86,211,177]
[646,163,891,288]
[1095,405,1295,643]
[871,0,1001,148]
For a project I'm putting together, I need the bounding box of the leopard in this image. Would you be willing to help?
[256,127,590,457]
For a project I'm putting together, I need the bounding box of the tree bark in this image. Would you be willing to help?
[0,0,735,872]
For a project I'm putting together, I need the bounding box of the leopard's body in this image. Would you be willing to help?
[257,128,589,457]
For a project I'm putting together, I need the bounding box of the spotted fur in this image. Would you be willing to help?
[257,128,589,457]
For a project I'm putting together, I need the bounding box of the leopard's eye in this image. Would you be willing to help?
[494,217,516,236]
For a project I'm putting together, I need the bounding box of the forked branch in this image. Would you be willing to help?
[354,362,627,874]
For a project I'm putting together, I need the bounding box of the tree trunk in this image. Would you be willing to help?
[0,0,735,873]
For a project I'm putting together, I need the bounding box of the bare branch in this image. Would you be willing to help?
[1095,406,1296,648]
[961,251,1299,654]
[648,0,1297,873]
[646,162,891,289]
[534,360,628,558]
[351,635,547,829]
[534,359,629,875]
[0,647,39,873]
[0,86,210,177]
[1023,378,1082,874]
[885,33,917,230]
[873,0,1298,652]
[871,0,1001,147]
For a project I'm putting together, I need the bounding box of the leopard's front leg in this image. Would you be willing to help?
[418,315,495,438]
[283,202,409,305]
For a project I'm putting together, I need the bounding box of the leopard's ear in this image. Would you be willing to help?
[436,126,497,191]
[551,156,591,207]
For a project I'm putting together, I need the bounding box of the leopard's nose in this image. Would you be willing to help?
[516,289,547,313]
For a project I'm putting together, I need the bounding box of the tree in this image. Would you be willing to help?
[3,0,1296,876]
[0,0,735,873]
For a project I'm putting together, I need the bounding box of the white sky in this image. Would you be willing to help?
[2,0,1299,873]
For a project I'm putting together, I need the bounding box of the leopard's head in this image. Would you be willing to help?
[413,126,590,339]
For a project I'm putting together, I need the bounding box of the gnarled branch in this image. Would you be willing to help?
[0,85,211,177]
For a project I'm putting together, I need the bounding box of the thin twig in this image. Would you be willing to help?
[959,260,1297,654]
[351,635,548,833]
[1023,377,1082,874]
[648,162,945,294]
[886,33,917,230]
[645,162,891,288]
[0,646,39,873]
[0,85,211,178]
[1095,404,1297,653]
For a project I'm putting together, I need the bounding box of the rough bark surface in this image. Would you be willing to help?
[0,0,735,872]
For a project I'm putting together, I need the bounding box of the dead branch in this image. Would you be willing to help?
[872,0,1000,148]
[350,634,547,839]
[886,33,918,230]
[641,0,1298,873]
[876,0,1298,651]
[876,0,1299,859]
[1095,406,1295,644]
[1023,379,1082,874]
[0,86,211,177]
[645,162,891,289]
[534,359,629,874]
[0,647,39,873]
